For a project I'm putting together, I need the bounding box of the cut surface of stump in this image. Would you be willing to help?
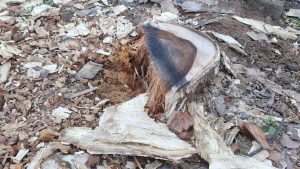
[131,22,220,117]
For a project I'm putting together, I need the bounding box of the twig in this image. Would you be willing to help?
[75,106,102,110]
[65,87,99,99]
[133,156,142,169]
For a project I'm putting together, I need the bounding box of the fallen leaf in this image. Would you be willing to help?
[238,120,270,149]
[0,135,7,143]
[167,111,193,139]
[85,156,101,168]
[280,134,300,149]
[39,128,59,142]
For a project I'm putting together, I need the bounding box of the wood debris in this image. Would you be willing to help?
[189,102,276,169]
[238,120,270,150]
[61,94,196,160]
[233,15,298,40]
[130,22,220,116]
[75,61,103,80]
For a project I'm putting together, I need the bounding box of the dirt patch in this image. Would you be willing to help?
[207,16,299,90]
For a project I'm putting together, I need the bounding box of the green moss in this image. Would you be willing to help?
[282,14,300,30]
[261,117,279,136]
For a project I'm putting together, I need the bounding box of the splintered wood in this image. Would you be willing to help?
[189,102,276,169]
[60,22,276,168]
[61,22,220,161]
[61,94,196,160]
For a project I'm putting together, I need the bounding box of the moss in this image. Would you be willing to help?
[282,14,300,30]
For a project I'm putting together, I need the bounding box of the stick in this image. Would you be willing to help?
[65,87,99,99]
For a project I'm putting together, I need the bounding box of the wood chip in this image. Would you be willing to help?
[75,61,103,80]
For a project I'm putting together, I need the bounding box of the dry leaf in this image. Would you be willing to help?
[85,156,101,168]
[39,128,59,142]
[280,134,300,149]
[238,120,270,149]
[167,111,193,139]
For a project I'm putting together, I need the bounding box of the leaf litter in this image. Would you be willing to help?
[0,0,299,168]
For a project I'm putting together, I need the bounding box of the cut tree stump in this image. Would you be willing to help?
[61,22,276,168]
[131,22,276,169]
[131,22,220,117]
